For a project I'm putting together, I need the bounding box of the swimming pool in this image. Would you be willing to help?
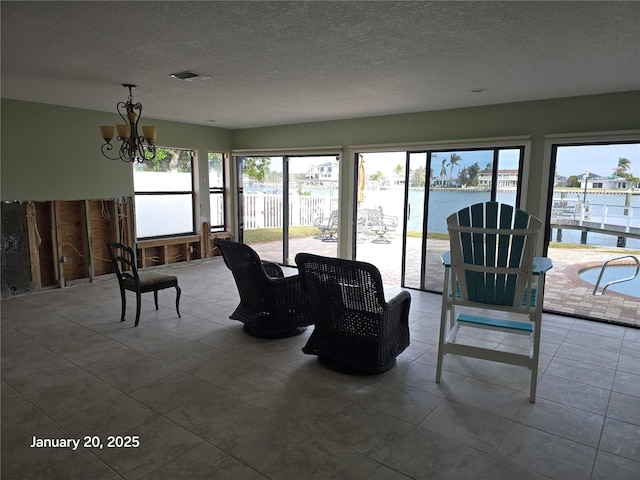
[579,265,640,298]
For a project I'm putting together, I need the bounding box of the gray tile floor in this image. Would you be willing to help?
[2,258,639,479]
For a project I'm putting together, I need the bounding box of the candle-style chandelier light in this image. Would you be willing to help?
[99,84,157,163]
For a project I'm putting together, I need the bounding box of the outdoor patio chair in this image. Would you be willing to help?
[107,242,181,327]
[366,208,398,244]
[436,202,552,402]
[316,210,339,242]
[214,238,312,338]
[295,253,411,374]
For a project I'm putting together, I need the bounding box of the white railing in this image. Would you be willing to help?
[579,204,639,232]
[243,194,338,230]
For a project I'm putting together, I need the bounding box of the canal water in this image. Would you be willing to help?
[364,189,640,249]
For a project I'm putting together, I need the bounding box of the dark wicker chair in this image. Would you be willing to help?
[107,242,181,327]
[295,253,411,374]
[214,238,312,338]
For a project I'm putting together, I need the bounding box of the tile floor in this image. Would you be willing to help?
[1,258,639,479]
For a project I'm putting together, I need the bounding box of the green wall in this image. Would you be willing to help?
[233,92,640,149]
[232,91,640,219]
[2,92,639,239]
[0,98,232,202]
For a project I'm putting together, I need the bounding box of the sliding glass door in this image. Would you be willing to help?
[542,141,639,324]
[355,147,524,291]
[354,152,408,286]
[418,148,521,291]
[287,156,339,264]
[237,154,339,265]
[238,156,284,263]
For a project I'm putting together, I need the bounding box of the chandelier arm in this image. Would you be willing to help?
[120,138,134,163]
[100,142,124,161]
[116,101,129,124]
[140,142,157,161]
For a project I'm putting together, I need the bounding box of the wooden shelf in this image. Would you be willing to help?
[136,235,202,268]
[210,231,232,257]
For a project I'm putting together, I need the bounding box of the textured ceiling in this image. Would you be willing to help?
[2,1,639,129]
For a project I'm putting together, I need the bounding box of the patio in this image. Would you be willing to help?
[249,235,640,328]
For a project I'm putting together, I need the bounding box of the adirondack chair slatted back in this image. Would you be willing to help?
[448,202,541,309]
[437,202,549,403]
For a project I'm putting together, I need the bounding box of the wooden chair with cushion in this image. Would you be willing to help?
[295,253,411,374]
[107,242,181,327]
[436,202,552,402]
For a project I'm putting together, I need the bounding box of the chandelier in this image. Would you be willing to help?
[99,84,157,163]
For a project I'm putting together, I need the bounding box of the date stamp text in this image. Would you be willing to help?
[30,435,140,450]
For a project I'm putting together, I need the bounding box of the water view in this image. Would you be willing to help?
[362,187,639,249]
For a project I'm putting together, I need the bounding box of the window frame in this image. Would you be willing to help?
[208,152,226,233]
[133,148,196,241]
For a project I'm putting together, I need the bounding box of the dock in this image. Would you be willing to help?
[550,199,640,246]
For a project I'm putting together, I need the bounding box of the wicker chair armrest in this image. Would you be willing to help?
[270,274,308,310]
[385,290,412,311]
[269,273,302,292]
[380,290,411,335]
[262,261,284,278]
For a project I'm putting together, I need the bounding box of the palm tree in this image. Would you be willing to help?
[613,157,632,178]
[447,153,462,179]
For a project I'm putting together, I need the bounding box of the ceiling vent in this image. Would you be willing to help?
[170,71,212,82]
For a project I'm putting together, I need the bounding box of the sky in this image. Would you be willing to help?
[257,142,640,179]
[361,143,640,178]
[554,143,640,178]
[360,149,521,176]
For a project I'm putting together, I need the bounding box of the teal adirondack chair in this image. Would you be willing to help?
[436,202,552,402]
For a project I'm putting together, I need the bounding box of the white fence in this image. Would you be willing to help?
[243,193,338,229]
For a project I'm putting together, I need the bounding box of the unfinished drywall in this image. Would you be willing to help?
[1,202,31,296]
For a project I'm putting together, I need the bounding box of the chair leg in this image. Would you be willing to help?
[134,291,142,327]
[529,370,537,403]
[153,290,159,310]
[436,307,449,383]
[119,289,126,322]
[175,285,182,318]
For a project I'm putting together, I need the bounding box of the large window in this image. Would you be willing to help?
[208,152,225,232]
[133,148,195,239]
[354,145,525,291]
[542,140,639,325]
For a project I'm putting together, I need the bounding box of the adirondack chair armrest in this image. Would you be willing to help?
[442,251,553,276]
[532,257,553,275]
